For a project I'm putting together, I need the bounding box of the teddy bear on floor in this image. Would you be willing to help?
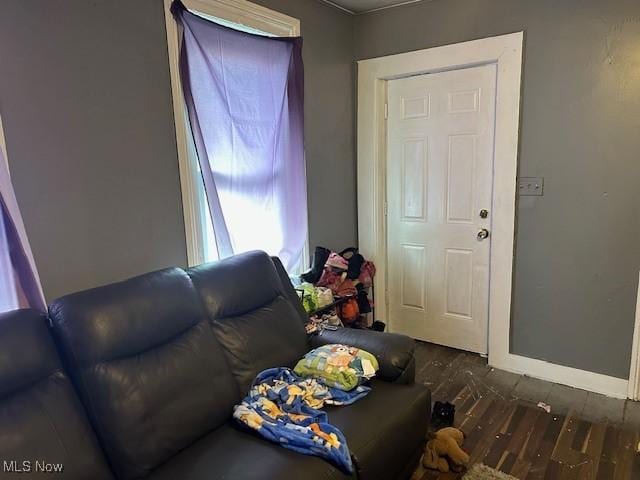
[422,427,470,473]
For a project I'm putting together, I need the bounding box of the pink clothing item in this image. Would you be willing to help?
[316,251,375,296]
[358,261,376,288]
[325,252,348,271]
[317,268,346,293]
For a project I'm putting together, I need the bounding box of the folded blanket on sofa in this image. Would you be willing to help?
[233,367,370,473]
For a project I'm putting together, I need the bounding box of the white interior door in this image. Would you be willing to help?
[386,64,497,354]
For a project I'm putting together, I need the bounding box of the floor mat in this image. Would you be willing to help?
[462,463,519,480]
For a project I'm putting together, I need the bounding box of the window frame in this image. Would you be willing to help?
[163,0,305,268]
[0,113,8,171]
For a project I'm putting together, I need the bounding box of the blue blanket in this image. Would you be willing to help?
[233,367,371,473]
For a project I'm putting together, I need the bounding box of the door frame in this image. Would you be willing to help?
[357,32,524,367]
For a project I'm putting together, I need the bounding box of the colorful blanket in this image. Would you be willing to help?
[294,344,379,391]
[233,367,371,473]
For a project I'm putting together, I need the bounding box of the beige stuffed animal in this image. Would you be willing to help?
[412,427,470,478]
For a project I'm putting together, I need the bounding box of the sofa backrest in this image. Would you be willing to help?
[271,255,309,325]
[48,268,240,480]
[188,251,309,393]
[0,309,113,480]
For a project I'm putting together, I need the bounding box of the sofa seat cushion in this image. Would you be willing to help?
[150,381,430,480]
[327,380,431,480]
[148,423,352,480]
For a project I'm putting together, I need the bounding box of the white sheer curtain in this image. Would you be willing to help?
[0,145,45,312]
[0,205,18,311]
[174,3,307,271]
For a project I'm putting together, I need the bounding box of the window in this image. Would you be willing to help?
[164,0,307,272]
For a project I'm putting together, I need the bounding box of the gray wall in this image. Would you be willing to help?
[355,0,640,378]
[0,0,187,301]
[0,0,356,301]
[2,0,638,379]
[253,0,357,252]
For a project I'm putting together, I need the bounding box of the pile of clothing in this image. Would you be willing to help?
[300,247,376,327]
[304,311,342,334]
[296,283,341,333]
[298,283,334,313]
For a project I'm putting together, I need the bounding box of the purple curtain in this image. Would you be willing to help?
[0,147,45,312]
[173,2,307,270]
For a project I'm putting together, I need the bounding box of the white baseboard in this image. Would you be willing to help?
[490,353,629,399]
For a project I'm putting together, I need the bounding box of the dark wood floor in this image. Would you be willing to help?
[413,341,640,480]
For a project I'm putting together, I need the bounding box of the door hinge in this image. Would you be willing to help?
[384,103,388,120]
[383,201,388,216]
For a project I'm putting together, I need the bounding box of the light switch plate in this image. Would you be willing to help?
[518,177,544,196]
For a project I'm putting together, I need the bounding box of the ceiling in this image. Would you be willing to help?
[321,0,425,14]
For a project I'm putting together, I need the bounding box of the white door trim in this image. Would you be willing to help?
[163,0,300,266]
[358,31,524,366]
[628,272,640,400]
[358,32,631,399]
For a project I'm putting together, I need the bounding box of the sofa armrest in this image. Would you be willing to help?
[310,328,416,384]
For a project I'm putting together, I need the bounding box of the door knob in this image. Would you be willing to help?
[477,228,490,240]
